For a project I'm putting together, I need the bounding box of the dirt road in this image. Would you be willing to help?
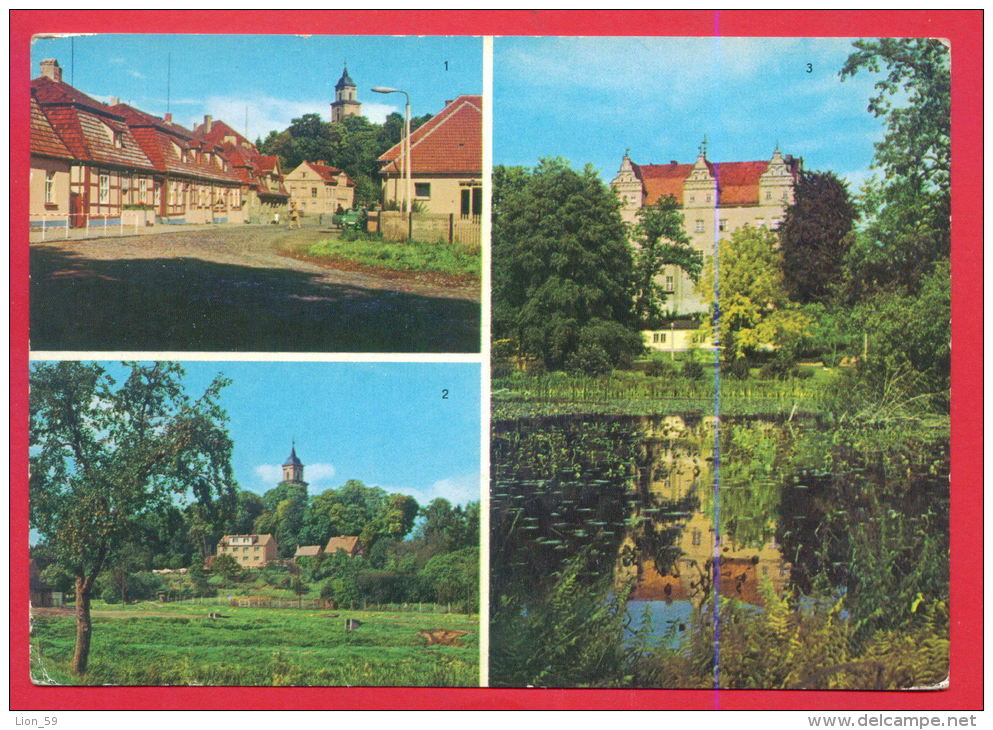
[30,225,480,353]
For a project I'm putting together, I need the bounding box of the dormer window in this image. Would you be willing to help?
[113,131,124,149]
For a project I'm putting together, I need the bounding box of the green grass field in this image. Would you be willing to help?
[31,601,479,686]
[307,237,481,277]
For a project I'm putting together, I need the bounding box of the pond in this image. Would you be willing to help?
[490,412,949,688]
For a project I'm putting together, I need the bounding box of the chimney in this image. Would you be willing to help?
[110,97,120,107]
[164,112,173,123]
[39,58,63,83]
[204,114,213,132]
[670,160,678,165]
[445,99,453,106]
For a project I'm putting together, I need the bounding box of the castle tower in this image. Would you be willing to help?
[331,65,361,123]
[281,443,307,486]
[612,150,644,225]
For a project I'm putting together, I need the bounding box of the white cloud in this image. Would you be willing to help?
[381,473,480,507]
[127,69,145,79]
[361,101,400,124]
[253,462,336,493]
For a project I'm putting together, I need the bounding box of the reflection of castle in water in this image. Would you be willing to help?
[616,415,791,606]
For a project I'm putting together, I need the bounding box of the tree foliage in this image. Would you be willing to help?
[492,158,642,371]
[695,225,812,360]
[631,195,702,325]
[258,111,432,206]
[840,38,950,295]
[29,361,236,673]
[779,171,857,303]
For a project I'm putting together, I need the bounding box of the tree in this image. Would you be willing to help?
[695,225,812,360]
[631,195,702,325]
[29,362,236,674]
[778,171,857,303]
[211,553,242,579]
[492,158,643,371]
[839,38,950,295]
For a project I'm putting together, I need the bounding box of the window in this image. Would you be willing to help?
[460,186,482,218]
[98,174,110,204]
[154,185,161,206]
[665,275,674,290]
[765,190,772,200]
[113,131,124,149]
[705,194,711,203]
[719,219,728,232]
[311,187,318,198]
[415,182,431,199]
[694,219,704,233]
[692,530,702,546]
[689,195,695,203]
[139,178,148,204]
[652,332,666,344]
[44,170,55,204]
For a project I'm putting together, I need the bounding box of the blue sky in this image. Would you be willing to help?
[51,361,482,508]
[494,36,887,189]
[30,34,482,142]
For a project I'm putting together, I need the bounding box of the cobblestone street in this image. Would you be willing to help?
[30,224,481,353]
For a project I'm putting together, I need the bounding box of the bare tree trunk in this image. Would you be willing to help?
[72,577,92,674]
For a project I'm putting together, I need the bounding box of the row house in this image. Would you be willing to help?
[32,60,158,228]
[285,160,355,216]
[29,92,73,227]
[293,535,364,562]
[193,116,290,223]
[377,94,483,220]
[110,103,244,225]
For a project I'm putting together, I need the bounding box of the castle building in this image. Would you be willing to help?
[330,65,361,123]
[611,144,802,317]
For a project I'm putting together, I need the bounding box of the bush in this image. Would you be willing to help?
[564,344,613,376]
[723,357,753,380]
[681,360,705,380]
[210,553,242,579]
[96,571,164,604]
[644,360,675,378]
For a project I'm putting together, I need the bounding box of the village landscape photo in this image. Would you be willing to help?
[489,37,950,689]
[28,34,482,353]
[29,361,481,686]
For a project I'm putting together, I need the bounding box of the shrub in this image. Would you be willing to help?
[723,357,752,380]
[644,360,674,378]
[681,360,705,380]
[565,344,613,376]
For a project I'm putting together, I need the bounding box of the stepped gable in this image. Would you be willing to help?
[636,157,800,207]
[32,75,155,171]
[378,94,482,176]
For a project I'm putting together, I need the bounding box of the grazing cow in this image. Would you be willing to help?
[417,629,470,647]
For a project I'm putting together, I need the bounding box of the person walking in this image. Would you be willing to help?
[288,202,302,230]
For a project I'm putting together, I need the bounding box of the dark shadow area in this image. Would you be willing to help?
[30,247,480,352]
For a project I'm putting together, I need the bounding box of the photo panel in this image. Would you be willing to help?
[29,360,482,687]
[489,36,950,690]
[28,34,483,354]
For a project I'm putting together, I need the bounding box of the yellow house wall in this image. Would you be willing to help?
[382,174,481,218]
[286,165,354,215]
[29,157,71,218]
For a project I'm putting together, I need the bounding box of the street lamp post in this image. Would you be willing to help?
[371,86,412,223]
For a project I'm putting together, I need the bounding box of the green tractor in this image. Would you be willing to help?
[332,207,366,231]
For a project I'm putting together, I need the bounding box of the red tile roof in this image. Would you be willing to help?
[111,103,241,184]
[194,118,251,148]
[299,160,354,186]
[378,94,482,176]
[636,157,800,207]
[190,118,289,199]
[31,94,72,160]
[32,76,155,171]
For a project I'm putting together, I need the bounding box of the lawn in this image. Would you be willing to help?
[306,237,481,277]
[30,600,479,686]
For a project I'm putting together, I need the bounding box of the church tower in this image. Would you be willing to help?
[281,443,308,488]
[331,65,361,123]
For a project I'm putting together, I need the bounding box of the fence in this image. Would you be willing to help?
[159,594,462,613]
[374,211,481,249]
[29,213,143,243]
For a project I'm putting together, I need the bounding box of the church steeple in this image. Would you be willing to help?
[331,64,361,123]
[281,442,306,484]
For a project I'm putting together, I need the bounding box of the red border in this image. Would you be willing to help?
[10,9,983,711]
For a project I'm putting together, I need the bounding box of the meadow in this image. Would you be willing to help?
[31,600,479,686]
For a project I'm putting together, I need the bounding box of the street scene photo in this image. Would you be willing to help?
[29,35,482,353]
[489,37,950,689]
[30,361,481,686]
